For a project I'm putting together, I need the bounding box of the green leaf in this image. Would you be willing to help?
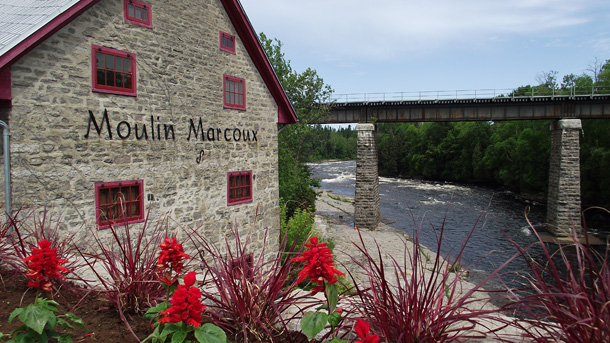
[328,312,341,328]
[300,311,328,339]
[160,323,181,341]
[56,317,74,329]
[194,323,226,343]
[325,339,348,343]
[64,313,86,329]
[9,308,23,323]
[58,334,73,343]
[20,304,53,334]
[171,329,187,343]
[145,302,169,321]
[326,283,338,314]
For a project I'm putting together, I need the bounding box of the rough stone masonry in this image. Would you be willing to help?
[355,123,380,230]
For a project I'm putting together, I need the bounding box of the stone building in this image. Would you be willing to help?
[0,0,297,242]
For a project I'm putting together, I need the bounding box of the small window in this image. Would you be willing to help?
[227,171,252,205]
[223,75,246,110]
[220,31,235,54]
[92,45,137,96]
[95,180,144,229]
[124,0,152,28]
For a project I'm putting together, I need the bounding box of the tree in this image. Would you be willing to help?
[260,33,333,217]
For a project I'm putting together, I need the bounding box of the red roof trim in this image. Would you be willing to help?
[220,0,297,124]
[0,0,102,72]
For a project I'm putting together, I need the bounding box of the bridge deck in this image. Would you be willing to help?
[319,95,610,123]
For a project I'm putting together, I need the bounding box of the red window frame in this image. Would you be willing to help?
[227,171,252,205]
[95,180,145,229]
[223,75,246,110]
[124,0,152,28]
[92,45,137,96]
[219,31,236,54]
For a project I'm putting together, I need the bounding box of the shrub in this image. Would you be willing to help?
[502,210,610,342]
[0,209,86,292]
[188,224,315,342]
[75,212,169,339]
[280,204,315,253]
[346,215,511,342]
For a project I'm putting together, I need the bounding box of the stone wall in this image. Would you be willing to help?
[354,123,380,229]
[546,119,582,236]
[0,0,280,246]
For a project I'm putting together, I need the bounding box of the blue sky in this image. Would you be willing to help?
[239,0,610,99]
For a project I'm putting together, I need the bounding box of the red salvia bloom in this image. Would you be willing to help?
[157,236,190,285]
[159,271,205,327]
[354,319,380,343]
[291,236,345,294]
[22,239,69,292]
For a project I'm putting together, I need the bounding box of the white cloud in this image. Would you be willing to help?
[241,0,606,61]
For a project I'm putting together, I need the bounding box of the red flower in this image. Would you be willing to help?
[157,237,190,285]
[22,239,69,292]
[354,319,380,343]
[159,271,204,327]
[291,236,345,294]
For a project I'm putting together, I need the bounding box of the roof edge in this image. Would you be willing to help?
[0,0,102,72]
[221,0,297,124]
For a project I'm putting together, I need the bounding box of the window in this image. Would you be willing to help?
[92,45,137,96]
[124,0,152,28]
[223,75,245,110]
[95,180,144,229]
[227,171,252,205]
[219,31,235,54]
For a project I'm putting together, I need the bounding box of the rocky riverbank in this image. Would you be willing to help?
[311,189,526,341]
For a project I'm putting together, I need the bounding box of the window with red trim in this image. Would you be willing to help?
[92,45,137,96]
[220,31,235,54]
[227,171,252,205]
[95,180,144,229]
[124,0,152,28]
[223,75,245,110]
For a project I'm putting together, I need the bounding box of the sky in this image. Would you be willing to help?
[239,0,610,100]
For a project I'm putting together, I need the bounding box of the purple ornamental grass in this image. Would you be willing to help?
[187,221,317,343]
[0,208,87,291]
[75,210,169,340]
[346,212,514,343]
[502,209,610,342]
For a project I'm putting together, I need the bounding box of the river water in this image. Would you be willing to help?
[308,160,555,287]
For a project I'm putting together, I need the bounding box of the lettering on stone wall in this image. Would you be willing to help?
[196,150,205,164]
[84,109,260,163]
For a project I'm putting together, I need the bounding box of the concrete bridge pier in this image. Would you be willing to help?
[546,119,583,236]
[355,123,380,230]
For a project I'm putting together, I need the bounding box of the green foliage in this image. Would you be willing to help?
[142,322,226,343]
[3,295,85,343]
[299,284,343,342]
[280,204,315,251]
[260,32,333,218]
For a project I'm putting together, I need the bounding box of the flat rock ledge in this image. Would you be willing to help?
[311,190,529,342]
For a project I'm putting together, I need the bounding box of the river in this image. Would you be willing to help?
[308,160,592,287]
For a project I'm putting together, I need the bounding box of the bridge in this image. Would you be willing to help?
[313,89,610,237]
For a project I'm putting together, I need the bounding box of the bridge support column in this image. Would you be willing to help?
[355,123,380,230]
[546,119,582,236]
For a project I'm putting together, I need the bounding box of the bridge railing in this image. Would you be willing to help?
[330,86,610,103]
